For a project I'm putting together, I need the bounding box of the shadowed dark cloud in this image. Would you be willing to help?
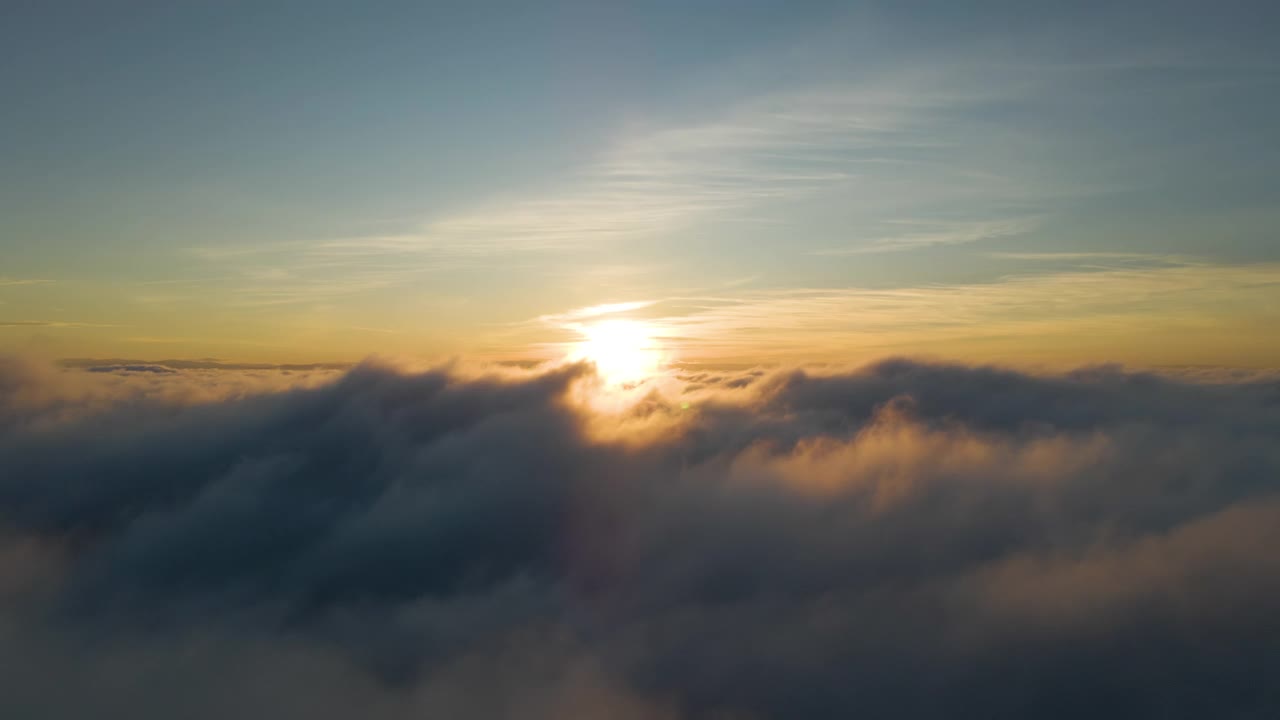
[1,355,1278,719]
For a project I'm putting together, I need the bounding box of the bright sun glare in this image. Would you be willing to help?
[572,319,663,386]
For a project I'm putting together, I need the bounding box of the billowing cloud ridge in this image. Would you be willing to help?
[1,355,1278,718]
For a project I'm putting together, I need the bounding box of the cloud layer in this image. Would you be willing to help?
[534,259,1280,366]
[1,355,1279,718]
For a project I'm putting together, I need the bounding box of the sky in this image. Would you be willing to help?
[2,0,1279,367]
[4,5,1280,717]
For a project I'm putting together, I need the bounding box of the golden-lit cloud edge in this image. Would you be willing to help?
[1,353,1279,718]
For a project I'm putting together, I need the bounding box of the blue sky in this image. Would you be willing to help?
[2,0,1278,364]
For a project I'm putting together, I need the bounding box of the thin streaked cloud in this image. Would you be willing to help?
[812,217,1041,255]
[530,259,1280,364]
[0,278,53,287]
[537,300,658,325]
[178,52,1257,314]
[0,320,119,328]
[287,68,1068,265]
[988,251,1184,262]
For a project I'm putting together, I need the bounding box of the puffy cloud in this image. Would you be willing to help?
[0,355,1278,718]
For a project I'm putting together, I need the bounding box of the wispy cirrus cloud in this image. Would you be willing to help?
[356,53,1211,264]
[811,217,1041,255]
[239,67,1063,275]
[530,258,1280,365]
[991,251,1156,260]
[0,278,53,287]
[0,320,118,328]
[180,49,1273,314]
[380,87,929,256]
[537,300,658,326]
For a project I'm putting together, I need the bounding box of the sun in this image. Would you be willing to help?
[572,319,663,386]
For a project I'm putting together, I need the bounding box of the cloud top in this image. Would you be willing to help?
[1,356,1278,718]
